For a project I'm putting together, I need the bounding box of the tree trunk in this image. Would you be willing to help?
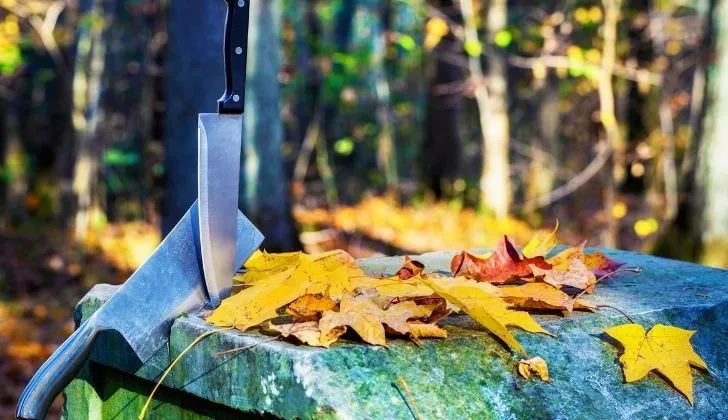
[372,0,399,195]
[71,0,106,241]
[3,109,27,223]
[422,0,464,198]
[464,0,511,218]
[653,0,715,262]
[697,0,728,266]
[525,73,560,217]
[240,0,299,251]
[49,0,86,227]
[599,0,623,247]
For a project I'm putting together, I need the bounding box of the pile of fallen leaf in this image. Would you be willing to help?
[205,226,710,404]
[293,197,536,254]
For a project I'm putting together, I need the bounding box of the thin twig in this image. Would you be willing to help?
[516,143,613,211]
[394,377,422,420]
[508,55,662,85]
[215,335,280,356]
[597,304,635,323]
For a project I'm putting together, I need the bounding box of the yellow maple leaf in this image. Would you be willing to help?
[236,250,305,284]
[238,249,360,285]
[351,274,434,299]
[206,256,352,331]
[418,275,550,355]
[604,323,708,404]
[522,221,559,258]
[517,356,550,382]
[319,294,434,346]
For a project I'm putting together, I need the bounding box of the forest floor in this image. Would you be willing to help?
[0,227,129,419]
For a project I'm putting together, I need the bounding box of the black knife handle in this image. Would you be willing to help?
[218,0,250,114]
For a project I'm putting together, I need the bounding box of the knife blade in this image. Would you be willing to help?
[199,0,251,307]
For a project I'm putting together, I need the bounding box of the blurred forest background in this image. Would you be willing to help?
[2,0,728,416]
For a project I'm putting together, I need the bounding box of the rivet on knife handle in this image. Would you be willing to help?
[218,0,250,114]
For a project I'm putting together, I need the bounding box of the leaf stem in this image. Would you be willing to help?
[597,304,635,323]
[572,267,641,301]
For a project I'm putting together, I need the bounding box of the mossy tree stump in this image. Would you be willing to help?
[63,249,728,419]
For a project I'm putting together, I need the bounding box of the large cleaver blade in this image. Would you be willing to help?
[16,200,263,419]
[199,0,251,307]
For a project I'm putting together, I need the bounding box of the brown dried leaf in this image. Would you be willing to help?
[582,252,625,277]
[319,294,434,346]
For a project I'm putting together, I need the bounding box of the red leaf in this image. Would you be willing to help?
[451,236,552,284]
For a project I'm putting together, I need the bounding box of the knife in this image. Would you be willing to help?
[198,0,251,307]
[16,202,263,419]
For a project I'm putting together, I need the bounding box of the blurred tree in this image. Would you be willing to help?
[422,1,464,198]
[71,0,106,240]
[371,0,399,195]
[599,0,624,247]
[697,0,728,266]
[242,0,299,250]
[480,0,512,219]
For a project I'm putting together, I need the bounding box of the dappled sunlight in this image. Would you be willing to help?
[84,221,161,272]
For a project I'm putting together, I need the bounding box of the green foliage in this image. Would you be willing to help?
[396,34,416,51]
[494,30,513,48]
[0,43,22,75]
[334,138,355,156]
[464,39,483,57]
[103,149,140,167]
